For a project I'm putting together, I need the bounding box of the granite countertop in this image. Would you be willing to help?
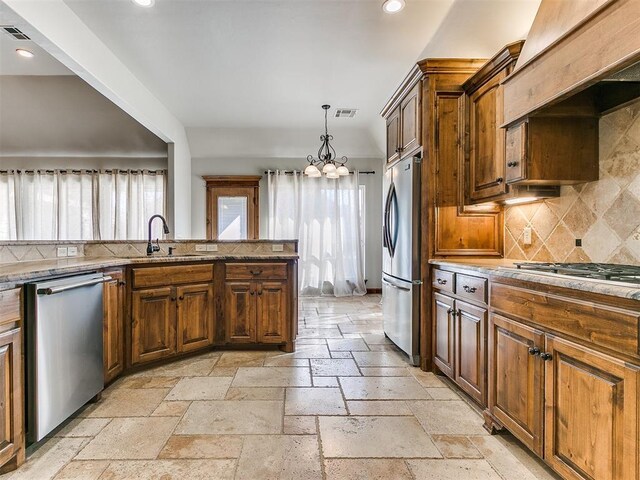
[0,254,299,285]
[429,259,640,301]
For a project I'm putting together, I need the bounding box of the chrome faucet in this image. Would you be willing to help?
[147,214,170,256]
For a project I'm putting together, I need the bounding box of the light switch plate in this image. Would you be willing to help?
[272,244,284,252]
[56,247,68,257]
[523,227,532,246]
[206,244,218,252]
[67,246,78,256]
[195,245,207,252]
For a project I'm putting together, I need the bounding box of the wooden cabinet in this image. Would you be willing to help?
[463,42,522,203]
[432,269,488,406]
[433,292,455,378]
[103,270,125,384]
[176,284,214,353]
[131,287,176,365]
[386,107,400,163]
[224,263,291,349]
[455,300,487,405]
[488,313,544,456]
[505,116,599,186]
[544,336,639,480]
[225,281,256,343]
[0,289,23,473]
[385,83,421,164]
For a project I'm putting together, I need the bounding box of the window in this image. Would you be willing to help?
[204,176,260,240]
[0,169,166,240]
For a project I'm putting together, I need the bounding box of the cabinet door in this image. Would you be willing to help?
[433,292,455,378]
[225,281,256,343]
[256,281,288,344]
[505,121,527,183]
[544,336,639,480]
[0,328,21,467]
[400,83,420,155]
[176,284,214,353]
[468,74,507,201]
[103,272,125,384]
[455,300,487,405]
[489,314,544,456]
[386,107,401,163]
[131,287,176,365]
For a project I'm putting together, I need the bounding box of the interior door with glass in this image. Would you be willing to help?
[207,186,259,240]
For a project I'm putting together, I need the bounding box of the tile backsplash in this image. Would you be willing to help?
[505,101,640,264]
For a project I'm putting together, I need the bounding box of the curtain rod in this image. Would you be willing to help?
[0,169,167,175]
[264,170,375,175]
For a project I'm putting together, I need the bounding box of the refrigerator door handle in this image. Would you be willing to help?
[389,186,399,254]
[383,182,394,256]
[382,278,411,292]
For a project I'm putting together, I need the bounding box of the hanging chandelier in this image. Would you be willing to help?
[304,104,349,178]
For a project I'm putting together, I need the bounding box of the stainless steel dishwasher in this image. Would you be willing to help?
[25,272,109,443]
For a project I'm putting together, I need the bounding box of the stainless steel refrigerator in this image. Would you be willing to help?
[382,155,421,366]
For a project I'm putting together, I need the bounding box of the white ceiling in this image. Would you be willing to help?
[0,25,71,75]
[64,0,459,130]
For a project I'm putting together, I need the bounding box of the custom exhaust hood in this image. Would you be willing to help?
[503,0,640,125]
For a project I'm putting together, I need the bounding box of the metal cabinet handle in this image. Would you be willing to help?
[437,278,447,285]
[118,281,126,287]
[539,352,552,361]
[250,291,256,296]
[463,285,477,293]
[496,177,504,184]
[171,297,176,302]
[528,347,540,356]
[507,161,518,168]
[446,308,454,315]
[178,296,184,301]
[250,270,263,275]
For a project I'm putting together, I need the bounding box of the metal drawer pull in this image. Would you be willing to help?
[462,285,477,293]
[37,276,112,295]
[496,177,504,184]
[446,308,454,314]
[437,278,447,285]
[507,161,518,167]
[528,347,540,356]
[539,352,552,361]
[250,269,263,275]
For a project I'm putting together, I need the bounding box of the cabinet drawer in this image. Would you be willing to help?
[132,264,213,288]
[456,274,487,303]
[226,263,287,280]
[0,289,21,326]
[432,269,454,293]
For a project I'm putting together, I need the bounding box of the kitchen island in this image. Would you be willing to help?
[0,240,298,472]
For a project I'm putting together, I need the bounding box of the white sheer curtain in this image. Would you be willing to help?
[267,170,366,297]
[0,169,166,241]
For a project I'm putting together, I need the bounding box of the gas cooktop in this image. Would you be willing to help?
[513,262,640,285]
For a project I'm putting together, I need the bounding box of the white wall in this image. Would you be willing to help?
[191,157,384,289]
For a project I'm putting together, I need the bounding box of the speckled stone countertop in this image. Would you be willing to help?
[430,259,640,302]
[0,254,299,285]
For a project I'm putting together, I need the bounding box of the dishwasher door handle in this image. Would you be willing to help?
[37,276,112,296]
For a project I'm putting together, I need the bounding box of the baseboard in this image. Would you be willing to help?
[367,288,382,294]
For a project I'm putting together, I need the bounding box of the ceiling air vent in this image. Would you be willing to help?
[335,108,358,118]
[1,26,30,40]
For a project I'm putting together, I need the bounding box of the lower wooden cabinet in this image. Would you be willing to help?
[103,270,125,384]
[432,290,487,406]
[176,284,214,353]
[544,336,639,480]
[225,280,288,345]
[131,287,177,365]
[488,313,544,456]
[0,328,23,471]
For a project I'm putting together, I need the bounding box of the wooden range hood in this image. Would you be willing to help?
[502,0,640,125]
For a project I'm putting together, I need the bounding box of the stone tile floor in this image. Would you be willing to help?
[4,295,559,479]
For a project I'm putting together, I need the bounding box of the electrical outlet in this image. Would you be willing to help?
[272,244,284,252]
[195,245,207,252]
[575,238,582,247]
[56,247,68,257]
[206,244,218,252]
[67,246,78,256]
[523,227,532,246]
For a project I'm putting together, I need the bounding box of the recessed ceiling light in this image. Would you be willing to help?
[15,48,34,58]
[132,0,154,7]
[382,0,405,14]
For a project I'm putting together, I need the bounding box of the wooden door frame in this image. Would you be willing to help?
[203,176,261,240]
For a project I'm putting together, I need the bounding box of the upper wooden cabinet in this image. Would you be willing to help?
[383,75,422,164]
[463,42,523,203]
[504,116,599,185]
[385,107,401,163]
